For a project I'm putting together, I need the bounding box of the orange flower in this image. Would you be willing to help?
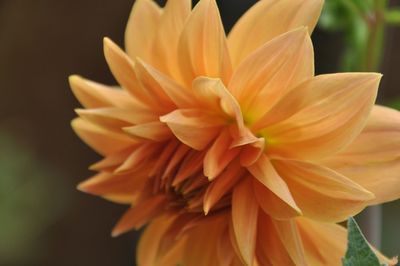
[70,0,400,265]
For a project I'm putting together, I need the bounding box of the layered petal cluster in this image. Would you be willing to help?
[71,0,400,265]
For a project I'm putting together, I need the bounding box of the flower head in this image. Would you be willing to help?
[71,0,400,265]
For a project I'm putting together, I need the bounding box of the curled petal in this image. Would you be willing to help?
[228,0,323,67]
[123,122,171,141]
[160,109,224,150]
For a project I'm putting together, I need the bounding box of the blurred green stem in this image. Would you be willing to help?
[364,0,386,71]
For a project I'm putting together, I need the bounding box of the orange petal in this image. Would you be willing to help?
[137,215,185,266]
[204,129,240,180]
[125,0,162,63]
[103,37,157,108]
[247,154,301,216]
[322,105,400,204]
[228,0,323,67]
[264,73,381,160]
[178,0,232,86]
[75,108,136,131]
[135,59,197,108]
[151,0,191,79]
[115,142,161,174]
[203,163,245,214]
[229,28,314,122]
[112,195,167,236]
[231,178,259,266]
[253,179,300,220]
[77,171,146,204]
[272,219,307,265]
[274,159,375,222]
[71,118,134,155]
[160,109,223,150]
[256,211,296,266]
[123,121,171,141]
[69,75,133,109]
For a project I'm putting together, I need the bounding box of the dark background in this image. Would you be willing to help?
[0,1,399,265]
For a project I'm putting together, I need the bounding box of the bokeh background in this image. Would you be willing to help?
[0,0,399,265]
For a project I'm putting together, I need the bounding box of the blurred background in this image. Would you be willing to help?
[0,0,399,265]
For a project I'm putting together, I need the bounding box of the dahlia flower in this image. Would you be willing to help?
[70,0,400,265]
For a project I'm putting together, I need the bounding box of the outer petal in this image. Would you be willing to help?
[178,0,232,86]
[322,105,400,204]
[228,0,323,67]
[152,0,191,78]
[125,0,162,63]
[231,178,259,266]
[229,28,314,122]
[71,118,134,156]
[273,159,375,222]
[264,73,381,160]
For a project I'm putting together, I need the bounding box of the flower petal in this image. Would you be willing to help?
[125,0,162,62]
[112,195,167,236]
[123,121,171,141]
[322,105,400,204]
[71,118,134,155]
[231,178,259,266]
[247,154,301,217]
[229,28,314,122]
[228,0,323,67]
[256,212,296,266]
[204,130,241,180]
[273,159,375,222]
[69,75,133,109]
[264,73,381,160]
[178,0,232,86]
[160,109,224,150]
[152,0,191,79]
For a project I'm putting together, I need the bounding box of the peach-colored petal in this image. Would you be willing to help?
[152,0,191,79]
[160,109,224,150]
[256,211,296,266]
[125,0,162,63]
[178,0,232,86]
[112,195,167,236]
[203,163,244,214]
[264,73,381,160]
[182,215,227,266]
[322,106,400,204]
[75,108,135,131]
[69,75,134,109]
[273,159,375,222]
[137,215,186,266]
[229,28,314,122]
[71,118,134,155]
[77,171,146,204]
[203,129,240,180]
[272,219,307,266]
[135,59,197,108]
[89,148,131,172]
[115,142,161,174]
[253,179,300,220]
[217,228,235,266]
[123,122,171,141]
[231,178,259,266]
[103,38,158,108]
[247,154,301,216]
[228,0,323,67]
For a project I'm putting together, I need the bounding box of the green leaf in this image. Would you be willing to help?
[342,217,384,266]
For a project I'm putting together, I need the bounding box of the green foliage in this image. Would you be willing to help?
[386,99,400,110]
[342,217,386,266]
